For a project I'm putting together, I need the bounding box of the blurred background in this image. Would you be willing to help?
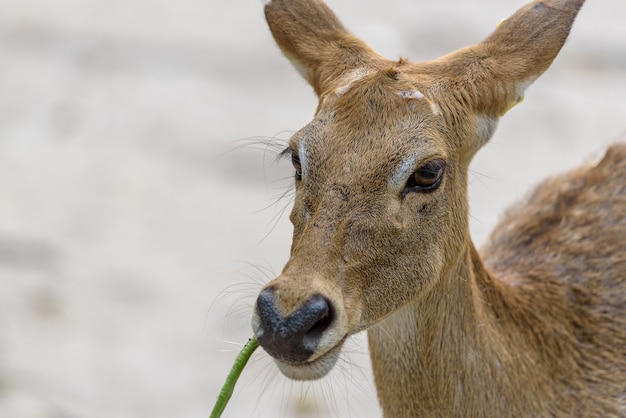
[0,0,623,417]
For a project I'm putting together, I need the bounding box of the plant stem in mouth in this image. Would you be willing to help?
[209,336,260,418]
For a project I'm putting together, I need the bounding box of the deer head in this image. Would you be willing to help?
[251,0,584,381]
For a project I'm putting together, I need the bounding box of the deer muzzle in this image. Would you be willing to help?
[251,284,348,380]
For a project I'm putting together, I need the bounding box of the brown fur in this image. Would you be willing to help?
[250,0,626,416]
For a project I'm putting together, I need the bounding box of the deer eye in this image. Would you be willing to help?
[291,150,302,180]
[404,159,445,195]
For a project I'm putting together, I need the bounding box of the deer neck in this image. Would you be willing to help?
[367,240,524,416]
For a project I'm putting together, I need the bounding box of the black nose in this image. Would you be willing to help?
[254,288,334,364]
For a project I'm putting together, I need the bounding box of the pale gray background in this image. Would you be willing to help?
[0,0,624,417]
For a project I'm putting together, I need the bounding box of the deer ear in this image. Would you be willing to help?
[264,0,382,97]
[431,0,585,117]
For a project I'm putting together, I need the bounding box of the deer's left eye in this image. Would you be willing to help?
[291,151,302,180]
[404,159,445,195]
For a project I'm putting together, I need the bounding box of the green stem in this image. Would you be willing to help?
[209,336,260,418]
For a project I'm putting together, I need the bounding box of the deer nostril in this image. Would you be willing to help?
[255,289,335,363]
[303,300,334,343]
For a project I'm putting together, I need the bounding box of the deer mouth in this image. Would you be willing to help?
[271,339,345,380]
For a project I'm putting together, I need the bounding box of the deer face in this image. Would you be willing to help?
[251,69,478,380]
[251,0,579,380]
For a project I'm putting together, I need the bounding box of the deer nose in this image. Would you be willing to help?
[254,288,334,364]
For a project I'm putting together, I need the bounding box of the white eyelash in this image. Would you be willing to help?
[298,140,308,180]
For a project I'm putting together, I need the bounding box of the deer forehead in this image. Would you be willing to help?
[329,67,440,112]
[293,122,445,194]
[330,73,439,126]
[324,67,441,115]
[290,71,450,187]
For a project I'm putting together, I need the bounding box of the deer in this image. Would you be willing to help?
[248,0,626,416]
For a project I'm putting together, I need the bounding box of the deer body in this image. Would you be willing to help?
[250,0,626,416]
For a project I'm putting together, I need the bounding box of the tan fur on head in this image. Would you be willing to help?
[251,0,626,416]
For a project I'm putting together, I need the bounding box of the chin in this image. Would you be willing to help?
[274,343,343,381]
